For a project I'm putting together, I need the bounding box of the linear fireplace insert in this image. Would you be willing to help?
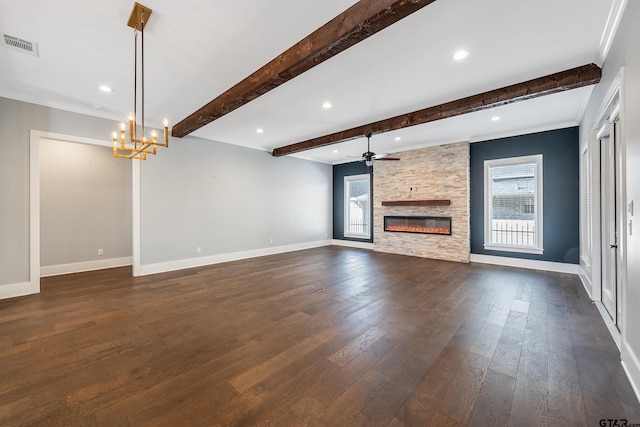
[384,216,452,235]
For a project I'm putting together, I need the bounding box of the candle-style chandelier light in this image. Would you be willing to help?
[113,2,168,160]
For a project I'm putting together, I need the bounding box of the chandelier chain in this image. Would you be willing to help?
[140,7,145,140]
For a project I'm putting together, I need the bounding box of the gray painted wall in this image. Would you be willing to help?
[40,139,132,266]
[579,0,640,393]
[0,98,29,285]
[0,96,332,288]
[140,135,332,264]
[0,97,118,286]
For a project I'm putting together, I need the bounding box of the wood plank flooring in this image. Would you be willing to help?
[0,246,638,426]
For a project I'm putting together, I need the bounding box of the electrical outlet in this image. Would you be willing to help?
[196,247,201,254]
[98,249,103,256]
[269,238,274,244]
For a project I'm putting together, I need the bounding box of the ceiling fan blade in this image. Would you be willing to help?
[375,157,400,161]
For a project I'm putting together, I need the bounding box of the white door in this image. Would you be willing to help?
[600,121,621,327]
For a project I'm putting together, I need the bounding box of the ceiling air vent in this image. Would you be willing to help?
[2,33,39,57]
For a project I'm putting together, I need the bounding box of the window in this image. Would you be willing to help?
[344,174,371,239]
[484,155,543,254]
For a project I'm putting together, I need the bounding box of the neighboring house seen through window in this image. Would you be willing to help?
[484,155,543,254]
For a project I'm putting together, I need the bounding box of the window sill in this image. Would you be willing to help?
[483,244,543,255]
[344,234,371,240]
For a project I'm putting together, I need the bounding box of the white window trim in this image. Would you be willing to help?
[483,154,544,254]
[344,173,371,239]
[580,145,591,267]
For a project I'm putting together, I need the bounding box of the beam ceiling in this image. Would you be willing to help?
[171,0,438,138]
[272,63,602,157]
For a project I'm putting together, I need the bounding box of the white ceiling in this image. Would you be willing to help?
[0,0,621,164]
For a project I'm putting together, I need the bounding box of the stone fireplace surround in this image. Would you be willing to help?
[373,141,470,263]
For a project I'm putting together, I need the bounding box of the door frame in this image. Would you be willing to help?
[28,130,142,297]
[590,68,627,345]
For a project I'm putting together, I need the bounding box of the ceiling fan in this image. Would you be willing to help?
[360,133,400,166]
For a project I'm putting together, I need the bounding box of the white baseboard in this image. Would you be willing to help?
[622,341,640,405]
[40,257,133,277]
[0,281,39,300]
[469,254,580,274]
[594,301,621,350]
[331,239,374,250]
[578,267,593,299]
[135,240,332,277]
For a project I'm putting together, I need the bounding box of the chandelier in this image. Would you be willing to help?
[113,2,168,160]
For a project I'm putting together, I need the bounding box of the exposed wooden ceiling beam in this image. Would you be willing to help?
[272,63,602,157]
[171,0,438,138]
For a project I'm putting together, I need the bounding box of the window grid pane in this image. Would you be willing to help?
[489,163,536,247]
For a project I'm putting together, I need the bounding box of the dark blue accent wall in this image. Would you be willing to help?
[333,162,374,243]
[470,127,580,264]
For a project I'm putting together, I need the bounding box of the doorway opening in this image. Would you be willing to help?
[39,138,133,277]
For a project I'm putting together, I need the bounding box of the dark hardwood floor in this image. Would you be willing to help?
[0,246,638,426]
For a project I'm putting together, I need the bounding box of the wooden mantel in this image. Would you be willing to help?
[381,199,450,207]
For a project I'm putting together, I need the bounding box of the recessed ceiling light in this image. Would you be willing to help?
[333,149,338,153]
[453,50,469,61]
[256,128,264,133]
[491,116,501,122]
[322,102,332,109]
[99,85,113,93]
[394,137,402,141]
